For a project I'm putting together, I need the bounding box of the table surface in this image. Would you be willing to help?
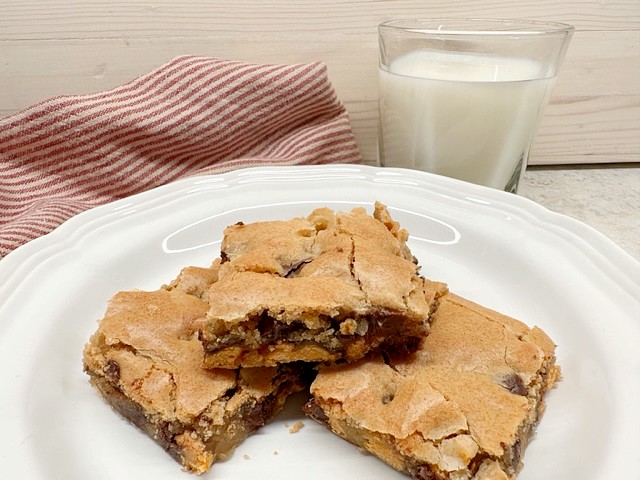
[518,166,640,262]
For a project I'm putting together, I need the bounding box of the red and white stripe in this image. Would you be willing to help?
[0,56,362,257]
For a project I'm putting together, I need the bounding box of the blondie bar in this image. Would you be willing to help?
[304,293,560,480]
[200,202,438,368]
[83,264,305,474]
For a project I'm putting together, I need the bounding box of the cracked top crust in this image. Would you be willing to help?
[394,294,557,388]
[310,293,559,475]
[83,264,284,423]
[206,202,430,327]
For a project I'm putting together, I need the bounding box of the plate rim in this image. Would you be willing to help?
[2,164,638,298]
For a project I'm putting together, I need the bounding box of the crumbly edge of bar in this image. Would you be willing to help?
[499,353,560,476]
[201,311,426,368]
[304,353,559,480]
[85,365,303,474]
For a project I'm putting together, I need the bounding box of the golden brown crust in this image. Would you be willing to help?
[395,293,551,390]
[306,293,559,479]
[162,259,221,300]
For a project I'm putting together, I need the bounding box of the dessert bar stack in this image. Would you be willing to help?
[83,202,559,479]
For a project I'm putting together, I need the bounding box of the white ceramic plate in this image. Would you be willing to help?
[1,165,639,479]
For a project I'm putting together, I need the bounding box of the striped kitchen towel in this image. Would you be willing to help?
[0,55,362,258]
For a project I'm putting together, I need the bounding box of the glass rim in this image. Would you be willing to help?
[379,18,575,37]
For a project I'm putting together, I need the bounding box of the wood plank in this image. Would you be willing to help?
[0,0,637,40]
[532,95,640,159]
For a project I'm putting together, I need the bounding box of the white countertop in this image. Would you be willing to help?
[519,166,640,261]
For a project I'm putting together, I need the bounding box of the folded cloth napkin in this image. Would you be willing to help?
[0,55,362,258]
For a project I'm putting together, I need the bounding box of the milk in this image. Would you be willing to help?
[378,50,554,190]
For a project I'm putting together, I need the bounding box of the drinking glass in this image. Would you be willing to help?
[378,18,574,192]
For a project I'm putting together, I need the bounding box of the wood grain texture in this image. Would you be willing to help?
[1,0,638,165]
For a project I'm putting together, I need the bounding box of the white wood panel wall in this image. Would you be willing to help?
[1,1,638,165]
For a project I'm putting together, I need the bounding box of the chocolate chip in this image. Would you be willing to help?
[157,420,174,447]
[381,393,394,404]
[240,393,282,431]
[221,386,238,401]
[256,313,298,343]
[241,401,267,430]
[407,464,437,480]
[501,373,527,396]
[303,399,329,426]
[511,439,522,470]
[220,251,229,263]
[103,359,120,383]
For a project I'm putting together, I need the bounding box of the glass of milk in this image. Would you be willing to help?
[378,19,573,192]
